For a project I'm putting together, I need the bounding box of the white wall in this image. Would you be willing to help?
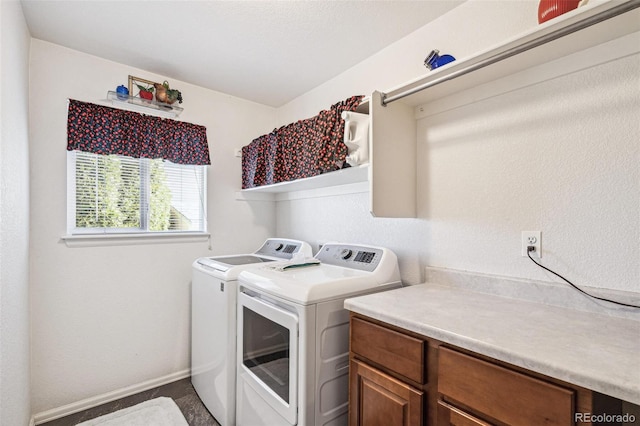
[29,40,278,416]
[0,1,32,425]
[275,0,640,293]
[277,0,534,122]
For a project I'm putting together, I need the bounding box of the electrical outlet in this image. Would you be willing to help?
[234,148,242,158]
[522,231,541,258]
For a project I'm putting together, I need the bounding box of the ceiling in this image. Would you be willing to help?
[20,0,463,107]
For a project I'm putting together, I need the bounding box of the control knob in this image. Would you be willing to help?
[341,249,353,260]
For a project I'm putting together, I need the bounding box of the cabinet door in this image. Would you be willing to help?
[350,358,423,426]
[437,401,492,426]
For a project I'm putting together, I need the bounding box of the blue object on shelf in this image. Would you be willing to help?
[116,85,129,100]
[424,50,455,70]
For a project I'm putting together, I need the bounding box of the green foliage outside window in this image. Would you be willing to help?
[75,154,173,230]
[149,159,172,231]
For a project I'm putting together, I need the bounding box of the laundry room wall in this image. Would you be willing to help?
[275,0,640,293]
[0,2,32,425]
[28,39,278,418]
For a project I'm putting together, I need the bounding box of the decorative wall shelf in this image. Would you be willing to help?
[106,91,183,118]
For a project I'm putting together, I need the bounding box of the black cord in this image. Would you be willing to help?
[526,248,640,309]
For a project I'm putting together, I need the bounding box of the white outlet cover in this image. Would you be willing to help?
[521,231,541,258]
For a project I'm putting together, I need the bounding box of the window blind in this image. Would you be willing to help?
[70,151,206,234]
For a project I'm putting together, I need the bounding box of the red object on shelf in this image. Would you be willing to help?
[139,90,153,101]
[538,0,580,23]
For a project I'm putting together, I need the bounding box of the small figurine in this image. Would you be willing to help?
[424,50,456,70]
[116,84,129,100]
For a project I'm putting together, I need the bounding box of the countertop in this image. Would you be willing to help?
[344,283,640,405]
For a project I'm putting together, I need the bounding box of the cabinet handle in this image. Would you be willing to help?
[336,361,349,372]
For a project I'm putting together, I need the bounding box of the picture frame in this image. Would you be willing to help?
[128,75,157,99]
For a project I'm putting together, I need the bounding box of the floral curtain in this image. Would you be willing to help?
[242,95,363,189]
[67,99,210,165]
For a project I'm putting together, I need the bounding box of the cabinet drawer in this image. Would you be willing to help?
[351,317,425,384]
[438,347,575,426]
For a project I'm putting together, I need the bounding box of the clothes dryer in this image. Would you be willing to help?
[191,238,312,426]
[236,243,401,426]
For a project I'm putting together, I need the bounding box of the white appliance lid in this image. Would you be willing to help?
[194,238,313,280]
[197,255,275,271]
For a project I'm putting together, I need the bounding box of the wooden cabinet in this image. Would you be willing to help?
[349,314,622,426]
[349,316,427,426]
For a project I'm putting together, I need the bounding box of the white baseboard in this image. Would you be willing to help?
[32,369,191,425]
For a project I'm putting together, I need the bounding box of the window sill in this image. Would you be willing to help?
[61,232,210,248]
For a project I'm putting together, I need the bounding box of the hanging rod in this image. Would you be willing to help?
[381,0,640,106]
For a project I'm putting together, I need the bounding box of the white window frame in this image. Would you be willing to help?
[65,151,209,246]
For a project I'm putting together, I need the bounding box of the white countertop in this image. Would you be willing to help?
[344,283,640,405]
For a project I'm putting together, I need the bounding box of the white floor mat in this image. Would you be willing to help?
[76,397,189,426]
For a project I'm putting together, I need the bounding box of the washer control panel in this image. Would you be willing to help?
[315,244,384,272]
[255,238,312,260]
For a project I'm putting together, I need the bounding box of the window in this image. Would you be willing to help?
[67,151,206,235]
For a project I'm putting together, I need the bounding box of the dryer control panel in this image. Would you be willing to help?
[315,244,385,272]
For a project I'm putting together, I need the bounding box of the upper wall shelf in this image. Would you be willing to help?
[381,0,640,110]
[237,0,639,215]
[106,91,183,118]
[363,0,639,218]
[236,164,369,201]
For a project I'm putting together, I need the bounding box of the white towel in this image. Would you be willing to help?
[76,397,188,426]
[267,257,320,272]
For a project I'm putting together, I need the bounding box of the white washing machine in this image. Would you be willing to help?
[236,243,401,426]
[191,238,312,426]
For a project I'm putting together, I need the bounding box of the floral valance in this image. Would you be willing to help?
[242,95,363,189]
[67,99,210,165]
